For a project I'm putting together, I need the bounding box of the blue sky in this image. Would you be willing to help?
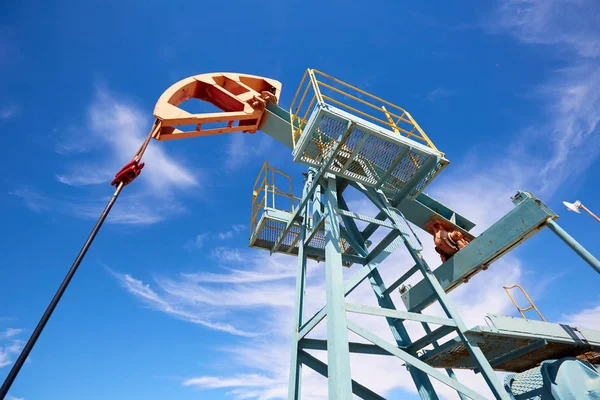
[1,0,600,399]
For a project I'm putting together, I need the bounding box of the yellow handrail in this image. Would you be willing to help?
[251,161,301,236]
[289,68,441,154]
[503,284,546,321]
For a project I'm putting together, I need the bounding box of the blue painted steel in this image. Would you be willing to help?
[288,171,313,400]
[258,102,477,241]
[401,193,558,313]
[347,321,488,400]
[298,350,386,400]
[383,264,419,296]
[257,100,600,400]
[360,192,476,243]
[407,326,457,353]
[360,185,511,399]
[375,146,412,190]
[504,357,600,399]
[323,175,353,398]
[345,303,456,327]
[411,193,476,231]
[258,103,295,149]
[336,193,441,399]
[300,338,393,356]
[391,154,440,203]
[271,120,354,254]
[420,321,469,400]
[419,314,600,372]
[546,218,600,276]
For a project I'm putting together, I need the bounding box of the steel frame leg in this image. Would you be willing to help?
[288,172,314,400]
[366,188,510,400]
[337,192,440,400]
[324,175,353,399]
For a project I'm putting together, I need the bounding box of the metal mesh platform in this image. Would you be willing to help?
[420,315,600,373]
[292,106,447,200]
[250,208,352,260]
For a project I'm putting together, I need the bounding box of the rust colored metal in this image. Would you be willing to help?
[425,219,471,262]
[153,72,282,141]
[577,351,600,364]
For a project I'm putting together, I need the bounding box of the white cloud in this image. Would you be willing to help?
[0,326,25,369]
[492,0,600,58]
[0,104,20,121]
[6,395,25,400]
[183,374,279,389]
[13,87,199,224]
[185,232,211,250]
[563,302,600,330]
[0,328,24,340]
[87,88,198,190]
[110,269,255,337]
[489,0,600,194]
[9,187,178,225]
[217,231,234,240]
[425,88,456,102]
[8,188,51,213]
[185,225,247,250]
[225,132,273,171]
[212,247,244,263]
[232,224,246,232]
[56,167,112,186]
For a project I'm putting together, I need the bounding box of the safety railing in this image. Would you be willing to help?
[503,284,546,321]
[289,69,440,153]
[251,161,301,236]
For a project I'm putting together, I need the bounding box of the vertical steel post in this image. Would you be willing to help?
[312,182,322,229]
[288,171,314,400]
[546,218,600,275]
[324,175,353,399]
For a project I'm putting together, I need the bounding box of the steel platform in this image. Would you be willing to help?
[292,105,448,201]
[420,314,600,373]
[249,207,356,264]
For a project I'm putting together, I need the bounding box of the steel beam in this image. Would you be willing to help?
[361,186,510,400]
[298,351,386,400]
[359,192,475,243]
[347,321,487,400]
[407,325,457,353]
[401,192,557,313]
[546,218,600,275]
[382,264,419,296]
[346,303,456,327]
[288,171,313,400]
[337,193,440,400]
[299,338,394,356]
[323,175,353,398]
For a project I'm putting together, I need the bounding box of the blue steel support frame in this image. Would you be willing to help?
[336,193,441,400]
[261,88,599,400]
[323,175,353,398]
[288,170,315,400]
[357,184,511,400]
[287,174,511,399]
